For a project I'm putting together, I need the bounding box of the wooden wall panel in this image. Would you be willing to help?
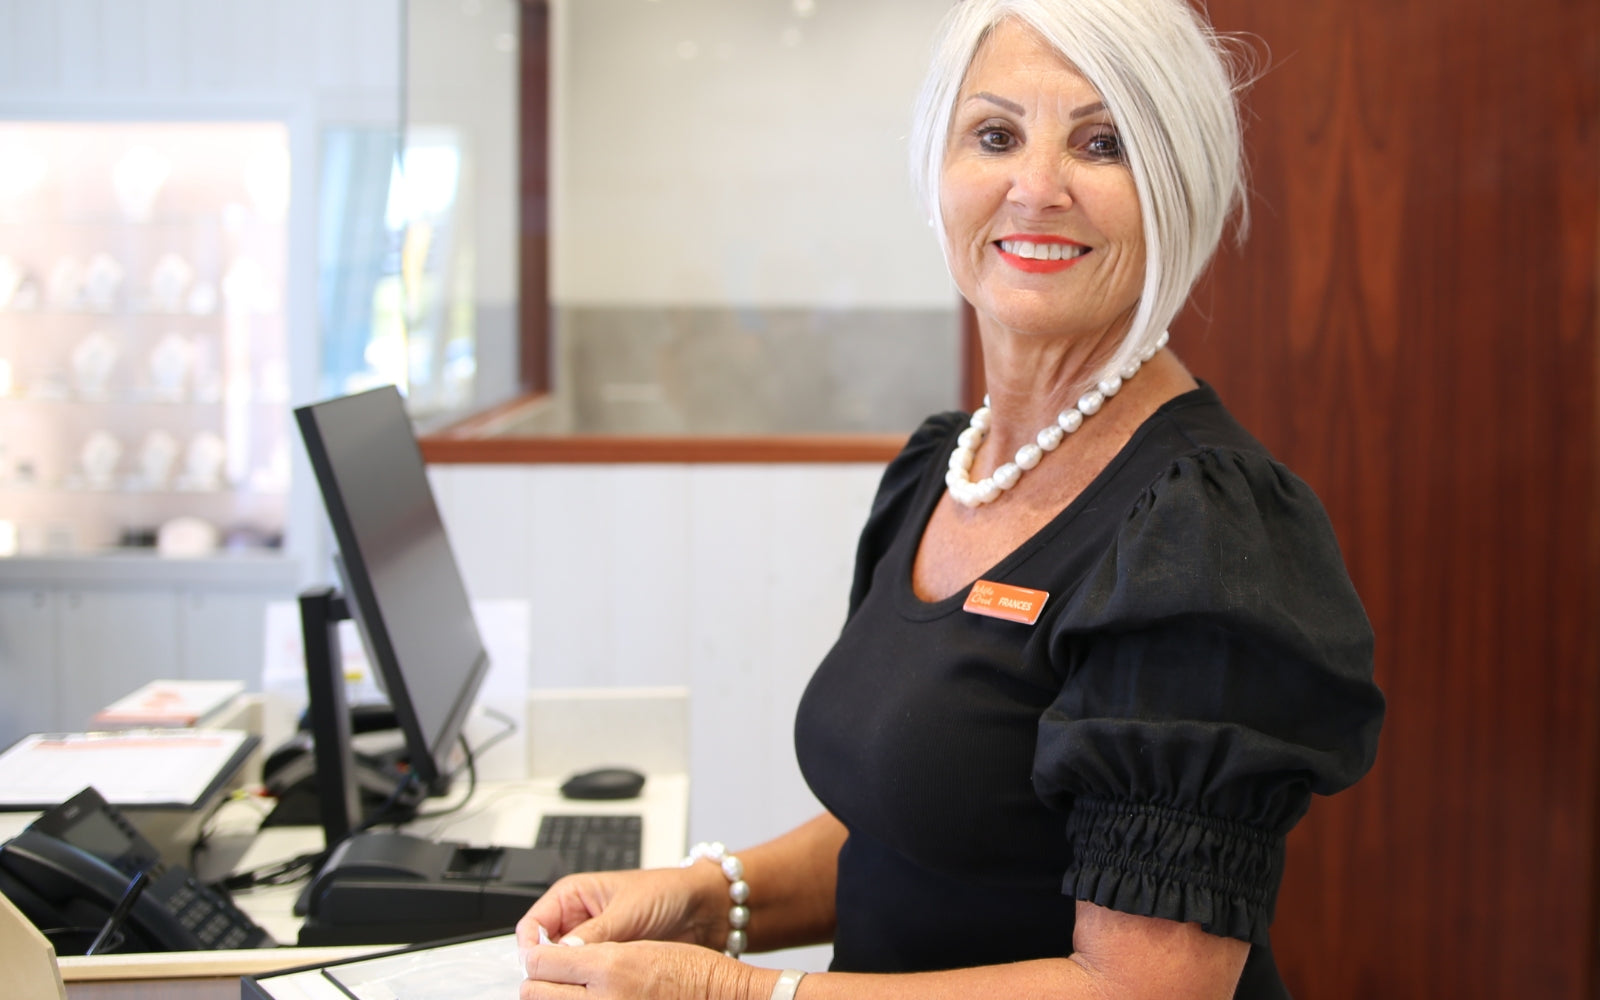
[1176,1,1600,997]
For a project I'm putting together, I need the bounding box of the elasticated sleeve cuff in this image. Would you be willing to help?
[1064,797,1283,943]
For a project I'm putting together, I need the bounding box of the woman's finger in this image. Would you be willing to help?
[522,941,601,986]
[520,977,587,1000]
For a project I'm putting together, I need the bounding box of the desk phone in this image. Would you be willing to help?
[0,786,273,954]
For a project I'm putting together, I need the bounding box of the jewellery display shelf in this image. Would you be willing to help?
[0,121,292,556]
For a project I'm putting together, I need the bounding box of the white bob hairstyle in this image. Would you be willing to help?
[910,0,1249,388]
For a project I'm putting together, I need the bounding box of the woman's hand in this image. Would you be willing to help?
[515,864,726,951]
[520,940,765,1000]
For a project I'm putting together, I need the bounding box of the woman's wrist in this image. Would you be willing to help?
[736,967,807,1000]
[681,841,752,956]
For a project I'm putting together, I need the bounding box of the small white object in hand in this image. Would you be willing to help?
[518,924,555,979]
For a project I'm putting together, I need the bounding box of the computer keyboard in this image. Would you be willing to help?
[535,814,642,873]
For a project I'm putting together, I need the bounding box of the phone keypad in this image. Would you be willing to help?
[156,868,267,950]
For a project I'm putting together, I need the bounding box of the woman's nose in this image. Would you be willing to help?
[1006,150,1074,212]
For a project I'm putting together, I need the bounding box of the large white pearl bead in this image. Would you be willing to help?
[1037,425,1064,451]
[729,905,750,929]
[969,407,992,431]
[976,478,1001,504]
[1015,443,1042,470]
[726,929,747,955]
[1077,390,1104,416]
[1098,375,1122,397]
[957,426,984,450]
[945,468,966,491]
[721,856,744,882]
[949,446,974,471]
[730,879,750,904]
[1120,360,1142,380]
[993,463,1021,490]
[1058,409,1084,433]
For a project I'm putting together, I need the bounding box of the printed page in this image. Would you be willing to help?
[322,933,525,1000]
[0,729,252,808]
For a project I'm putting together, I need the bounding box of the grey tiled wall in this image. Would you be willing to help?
[537,306,961,435]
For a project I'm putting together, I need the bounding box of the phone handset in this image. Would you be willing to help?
[0,830,198,951]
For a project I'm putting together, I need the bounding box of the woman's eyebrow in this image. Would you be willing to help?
[965,91,1025,115]
[963,92,1108,120]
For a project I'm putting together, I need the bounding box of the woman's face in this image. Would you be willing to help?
[939,20,1145,348]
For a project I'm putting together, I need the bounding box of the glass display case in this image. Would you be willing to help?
[0,121,291,556]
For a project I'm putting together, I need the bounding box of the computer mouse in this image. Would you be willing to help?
[559,766,646,801]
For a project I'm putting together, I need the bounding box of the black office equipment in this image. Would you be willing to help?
[535,815,642,873]
[84,868,149,955]
[291,385,573,945]
[0,787,272,954]
[260,704,414,828]
[295,385,491,847]
[558,766,647,801]
[294,832,565,946]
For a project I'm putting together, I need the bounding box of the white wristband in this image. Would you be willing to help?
[771,969,806,1000]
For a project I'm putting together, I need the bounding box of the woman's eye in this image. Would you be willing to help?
[1081,129,1124,161]
[976,127,1015,153]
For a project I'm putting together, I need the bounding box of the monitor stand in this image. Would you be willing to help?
[297,585,364,848]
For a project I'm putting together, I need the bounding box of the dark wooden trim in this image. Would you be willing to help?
[418,432,907,465]
[960,300,984,411]
[516,0,551,394]
[419,393,907,463]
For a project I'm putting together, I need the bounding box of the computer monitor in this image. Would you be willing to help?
[294,384,489,847]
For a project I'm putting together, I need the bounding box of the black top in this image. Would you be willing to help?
[793,385,1384,999]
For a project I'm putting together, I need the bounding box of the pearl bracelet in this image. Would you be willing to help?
[680,841,751,958]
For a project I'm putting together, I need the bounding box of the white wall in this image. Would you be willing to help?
[552,0,956,309]
[427,460,885,852]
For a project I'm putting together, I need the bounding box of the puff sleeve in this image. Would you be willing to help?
[1032,447,1384,943]
[846,412,965,618]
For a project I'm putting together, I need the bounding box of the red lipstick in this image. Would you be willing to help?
[995,235,1089,274]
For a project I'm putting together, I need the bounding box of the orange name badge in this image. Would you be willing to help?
[963,579,1049,625]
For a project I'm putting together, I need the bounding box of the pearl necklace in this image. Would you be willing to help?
[945,331,1168,507]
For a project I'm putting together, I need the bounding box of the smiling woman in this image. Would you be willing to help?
[510,2,1384,999]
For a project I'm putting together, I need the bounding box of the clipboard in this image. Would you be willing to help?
[0,730,259,811]
[242,930,522,1000]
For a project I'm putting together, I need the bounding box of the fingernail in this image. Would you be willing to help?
[561,935,585,947]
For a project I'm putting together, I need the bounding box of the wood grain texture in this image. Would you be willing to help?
[419,433,907,465]
[518,0,551,395]
[1176,1,1600,996]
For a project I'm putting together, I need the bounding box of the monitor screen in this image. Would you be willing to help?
[295,385,488,793]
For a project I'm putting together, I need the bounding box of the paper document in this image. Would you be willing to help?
[0,729,256,809]
[90,679,245,728]
[322,933,525,1000]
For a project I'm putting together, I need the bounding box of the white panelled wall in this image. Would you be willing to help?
[428,461,886,849]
